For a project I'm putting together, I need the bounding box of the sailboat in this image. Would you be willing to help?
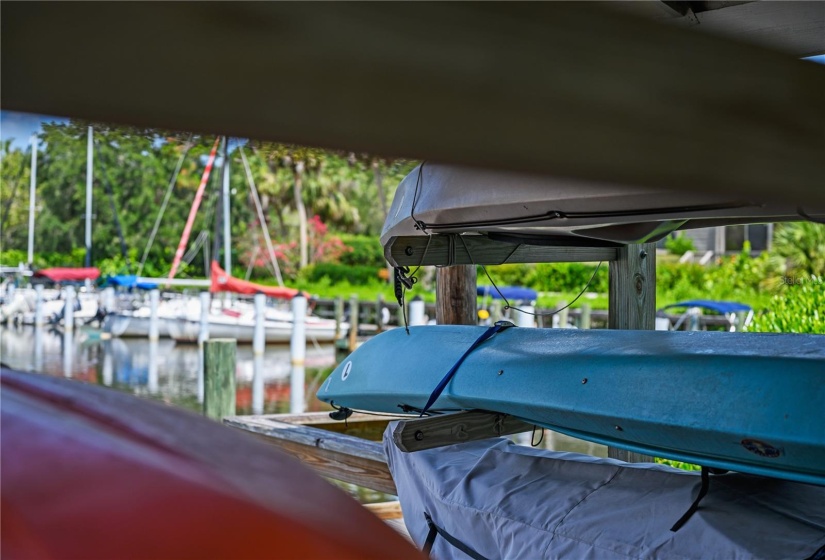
[107,138,342,343]
[165,262,342,344]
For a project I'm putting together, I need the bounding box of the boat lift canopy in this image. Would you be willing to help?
[209,261,305,300]
[33,267,101,283]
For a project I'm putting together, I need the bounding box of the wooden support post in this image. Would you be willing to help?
[556,300,569,329]
[580,303,592,330]
[392,410,534,453]
[203,338,236,420]
[436,265,477,325]
[347,295,359,352]
[608,243,656,331]
[608,242,655,463]
[375,293,385,333]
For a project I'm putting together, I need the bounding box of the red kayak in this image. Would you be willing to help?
[1,368,421,559]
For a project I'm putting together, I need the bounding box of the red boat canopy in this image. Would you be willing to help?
[210,261,305,299]
[33,267,101,282]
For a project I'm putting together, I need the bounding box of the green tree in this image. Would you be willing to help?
[773,222,825,277]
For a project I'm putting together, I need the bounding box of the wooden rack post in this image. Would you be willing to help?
[607,242,656,462]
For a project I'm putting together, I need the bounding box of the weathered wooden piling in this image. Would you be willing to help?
[608,242,655,463]
[203,338,237,420]
[436,266,476,325]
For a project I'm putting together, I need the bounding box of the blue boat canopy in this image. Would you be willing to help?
[477,286,538,301]
[106,275,158,290]
[663,300,752,314]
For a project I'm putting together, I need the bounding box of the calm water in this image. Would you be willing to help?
[0,325,337,415]
[1,324,607,466]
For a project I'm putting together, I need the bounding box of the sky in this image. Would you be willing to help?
[1,110,69,150]
[2,55,823,152]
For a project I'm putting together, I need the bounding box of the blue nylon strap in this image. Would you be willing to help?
[420,321,515,417]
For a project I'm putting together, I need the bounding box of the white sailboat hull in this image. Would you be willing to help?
[166,315,341,344]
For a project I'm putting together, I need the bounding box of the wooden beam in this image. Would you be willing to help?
[223,415,397,494]
[436,266,477,325]
[386,235,619,267]
[392,410,534,453]
[608,243,656,462]
[3,3,824,206]
[364,501,404,520]
[608,243,657,331]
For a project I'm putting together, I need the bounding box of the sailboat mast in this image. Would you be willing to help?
[84,126,93,268]
[221,136,231,273]
[27,134,38,266]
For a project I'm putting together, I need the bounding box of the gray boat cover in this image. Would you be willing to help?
[384,425,825,560]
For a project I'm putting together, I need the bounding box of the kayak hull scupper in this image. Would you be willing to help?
[318,326,825,486]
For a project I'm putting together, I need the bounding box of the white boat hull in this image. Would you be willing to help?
[167,316,341,344]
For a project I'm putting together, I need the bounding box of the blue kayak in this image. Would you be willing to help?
[318,326,825,486]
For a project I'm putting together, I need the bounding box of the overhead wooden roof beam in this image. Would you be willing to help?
[2,3,823,206]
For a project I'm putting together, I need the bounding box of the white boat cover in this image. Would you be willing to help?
[384,425,825,560]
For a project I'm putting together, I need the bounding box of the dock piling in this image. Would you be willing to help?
[34,284,44,326]
[148,289,160,341]
[408,295,425,326]
[63,286,75,331]
[348,295,359,352]
[334,296,344,339]
[102,286,115,314]
[516,305,536,328]
[291,295,307,414]
[375,293,385,333]
[197,291,211,404]
[203,338,237,420]
[253,293,266,355]
[580,303,592,330]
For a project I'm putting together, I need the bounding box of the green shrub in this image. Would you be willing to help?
[664,233,695,256]
[528,263,608,293]
[301,262,383,285]
[476,263,533,287]
[337,234,386,267]
[655,458,700,472]
[747,279,824,334]
[773,222,825,277]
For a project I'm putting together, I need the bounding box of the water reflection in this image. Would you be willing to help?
[0,325,337,415]
[2,324,607,468]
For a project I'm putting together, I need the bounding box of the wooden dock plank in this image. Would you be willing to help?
[224,415,397,495]
[387,235,619,267]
